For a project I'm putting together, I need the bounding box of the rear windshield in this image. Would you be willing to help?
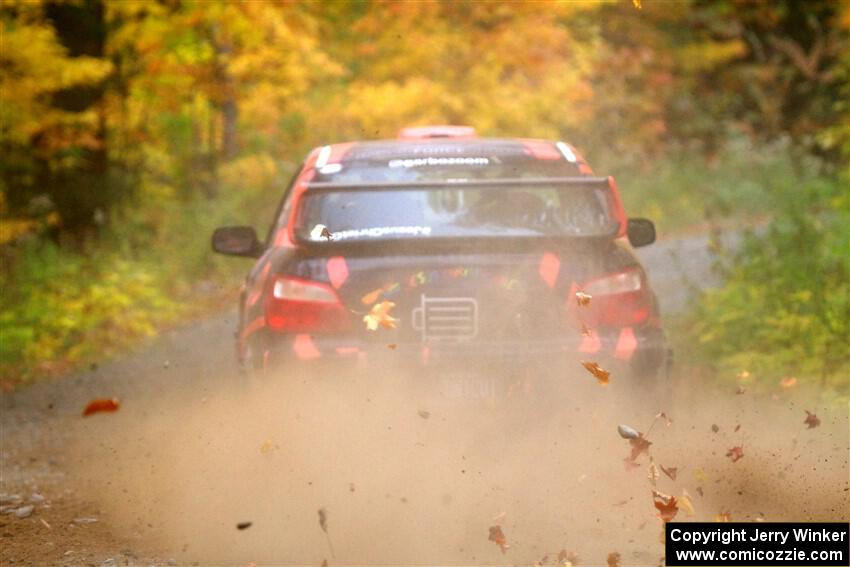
[294,183,618,242]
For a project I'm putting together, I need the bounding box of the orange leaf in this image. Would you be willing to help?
[575,291,592,307]
[488,525,509,553]
[628,435,652,461]
[780,376,798,389]
[82,398,120,417]
[804,410,820,429]
[653,490,678,522]
[659,464,678,481]
[386,343,397,350]
[361,288,383,305]
[607,551,621,567]
[726,445,744,462]
[581,360,610,385]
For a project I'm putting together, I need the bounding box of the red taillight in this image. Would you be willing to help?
[265,276,351,333]
[583,269,642,296]
[574,267,649,327]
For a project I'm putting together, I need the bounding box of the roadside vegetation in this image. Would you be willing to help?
[1,1,847,394]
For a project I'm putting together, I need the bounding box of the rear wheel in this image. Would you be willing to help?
[239,334,270,387]
[629,346,674,412]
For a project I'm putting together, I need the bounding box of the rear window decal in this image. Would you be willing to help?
[388,156,489,168]
[324,225,433,241]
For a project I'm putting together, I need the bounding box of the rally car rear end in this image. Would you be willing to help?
[212,130,669,393]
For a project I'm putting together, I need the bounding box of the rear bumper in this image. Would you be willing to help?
[258,324,667,374]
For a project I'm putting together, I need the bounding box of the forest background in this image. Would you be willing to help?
[1,0,847,399]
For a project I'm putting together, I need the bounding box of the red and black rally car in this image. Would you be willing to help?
[213,126,668,390]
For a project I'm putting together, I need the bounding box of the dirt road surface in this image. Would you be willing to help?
[2,234,848,566]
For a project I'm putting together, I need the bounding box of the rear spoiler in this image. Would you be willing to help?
[306,176,610,192]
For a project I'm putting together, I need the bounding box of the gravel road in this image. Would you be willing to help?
[2,233,847,566]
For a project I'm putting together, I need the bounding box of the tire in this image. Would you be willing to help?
[630,347,674,412]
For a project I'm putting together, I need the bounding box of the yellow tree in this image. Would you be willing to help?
[1,0,112,231]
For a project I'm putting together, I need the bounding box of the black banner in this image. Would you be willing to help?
[666,522,849,566]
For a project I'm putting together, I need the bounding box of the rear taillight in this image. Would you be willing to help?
[265,275,351,333]
[575,267,649,327]
[583,269,642,296]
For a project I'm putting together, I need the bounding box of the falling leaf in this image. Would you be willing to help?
[363,301,397,331]
[618,424,640,439]
[386,343,397,350]
[696,486,704,497]
[647,458,660,486]
[361,288,383,305]
[780,376,798,389]
[318,508,328,533]
[655,411,673,426]
[628,435,652,461]
[580,323,593,337]
[679,490,696,516]
[417,410,430,419]
[575,291,592,306]
[734,424,741,432]
[726,446,744,462]
[82,398,120,417]
[804,410,821,429]
[632,0,642,9]
[581,360,610,385]
[236,521,252,530]
[259,439,276,454]
[488,525,509,553]
[715,511,732,522]
[653,490,678,522]
[659,464,678,481]
[557,549,578,566]
[311,224,332,241]
[736,385,747,395]
[711,424,719,433]
[736,370,751,381]
[694,467,707,483]
[607,551,621,567]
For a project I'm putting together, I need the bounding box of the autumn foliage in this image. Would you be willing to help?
[1,0,847,386]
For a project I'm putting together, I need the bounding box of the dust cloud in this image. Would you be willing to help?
[67,358,849,566]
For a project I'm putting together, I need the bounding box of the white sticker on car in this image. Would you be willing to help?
[388,156,489,168]
[330,226,433,240]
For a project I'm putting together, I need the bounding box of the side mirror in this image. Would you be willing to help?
[626,218,656,247]
[212,226,262,257]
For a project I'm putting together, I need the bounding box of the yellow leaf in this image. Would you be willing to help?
[679,489,696,516]
[363,301,397,331]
